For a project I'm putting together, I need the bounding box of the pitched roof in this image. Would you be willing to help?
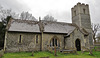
[8,19,40,33]
[72,23,89,35]
[7,19,89,36]
[7,19,76,34]
[42,21,76,34]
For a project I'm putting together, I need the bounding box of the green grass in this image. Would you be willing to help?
[1,51,100,58]
[94,46,100,49]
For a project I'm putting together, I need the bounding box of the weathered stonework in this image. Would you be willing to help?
[65,28,89,51]
[42,33,65,51]
[4,3,93,52]
[6,32,41,52]
[72,2,93,48]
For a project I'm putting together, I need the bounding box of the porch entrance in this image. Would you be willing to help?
[75,39,81,51]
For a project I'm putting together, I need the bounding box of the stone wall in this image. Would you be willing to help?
[72,3,90,28]
[6,32,41,52]
[6,32,66,52]
[6,30,91,52]
[73,29,90,51]
[65,37,72,49]
[81,14,91,29]
[71,2,93,49]
[65,28,90,51]
[42,33,65,51]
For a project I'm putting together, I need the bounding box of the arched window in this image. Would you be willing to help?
[74,10,76,16]
[50,38,60,47]
[36,35,38,43]
[83,9,85,14]
[19,35,22,43]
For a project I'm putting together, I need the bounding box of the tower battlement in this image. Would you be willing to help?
[72,2,89,9]
[77,2,88,6]
[71,2,90,18]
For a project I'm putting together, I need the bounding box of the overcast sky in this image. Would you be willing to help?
[0,0,100,25]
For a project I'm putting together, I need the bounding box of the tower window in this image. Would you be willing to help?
[83,9,85,14]
[36,35,38,43]
[74,10,76,16]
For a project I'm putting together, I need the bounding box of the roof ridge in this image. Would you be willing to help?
[12,19,39,25]
[14,19,38,22]
[42,20,73,25]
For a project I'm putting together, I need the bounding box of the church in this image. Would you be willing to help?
[4,2,93,52]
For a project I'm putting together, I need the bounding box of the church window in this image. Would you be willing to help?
[36,35,38,43]
[58,42,60,47]
[55,39,57,46]
[83,9,86,14]
[52,38,54,46]
[50,38,60,47]
[19,35,22,43]
[50,41,51,47]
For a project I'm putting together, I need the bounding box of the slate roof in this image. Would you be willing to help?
[8,19,40,33]
[7,19,76,34]
[42,21,75,34]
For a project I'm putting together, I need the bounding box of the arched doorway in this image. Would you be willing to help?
[75,39,81,51]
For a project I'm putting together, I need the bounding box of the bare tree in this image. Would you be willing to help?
[96,33,100,42]
[0,5,37,22]
[0,5,19,21]
[92,23,100,43]
[20,11,37,21]
[43,15,57,22]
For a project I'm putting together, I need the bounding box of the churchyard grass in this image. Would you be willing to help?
[1,51,100,58]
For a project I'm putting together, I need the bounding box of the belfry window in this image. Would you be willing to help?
[74,10,76,16]
[83,9,86,14]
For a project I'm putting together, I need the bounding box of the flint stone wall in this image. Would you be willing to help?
[6,32,41,52]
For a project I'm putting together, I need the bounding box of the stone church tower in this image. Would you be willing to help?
[4,2,94,52]
[71,2,93,47]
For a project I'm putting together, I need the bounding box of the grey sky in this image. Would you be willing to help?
[0,0,30,13]
[0,0,100,25]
